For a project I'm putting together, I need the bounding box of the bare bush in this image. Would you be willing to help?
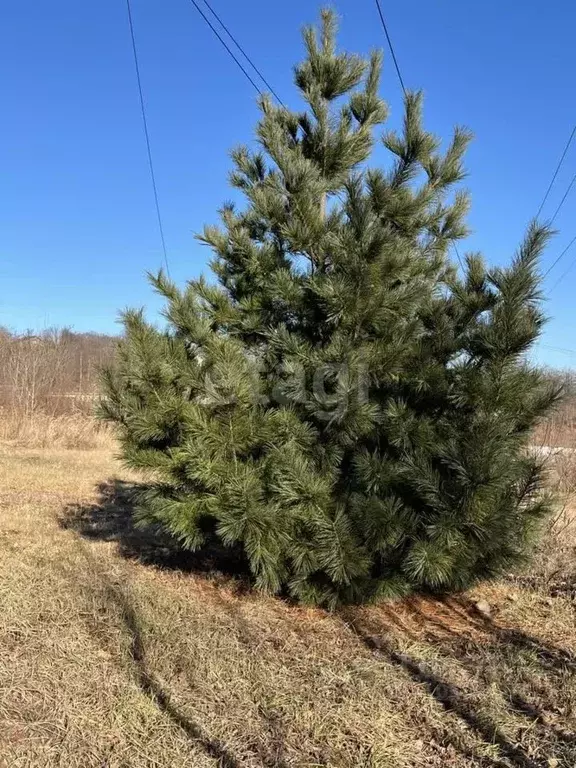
[533,368,576,449]
[523,369,576,596]
[0,328,117,448]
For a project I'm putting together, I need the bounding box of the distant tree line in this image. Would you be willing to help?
[0,328,118,417]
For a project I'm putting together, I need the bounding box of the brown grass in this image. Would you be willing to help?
[0,439,575,767]
[0,367,575,766]
[0,410,113,450]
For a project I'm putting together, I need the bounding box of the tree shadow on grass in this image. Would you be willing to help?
[73,542,245,768]
[443,595,576,676]
[109,582,244,768]
[340,595,576,768]
[60,481,576,766]
[60,478,252,590]
[340,607,542,768]
[432,597,576,753]
[68,517,292,768]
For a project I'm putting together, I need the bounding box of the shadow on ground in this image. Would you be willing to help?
[340,596,576,768]
[71,529,291,768]
[61,479,576,767]
[74,543,249,768]
[60,478,251,587]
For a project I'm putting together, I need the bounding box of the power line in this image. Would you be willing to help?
[372,5,574,294]
[535,124,576,219]
[126,0,170,275]
[547,233,576,287]
[533,125,576,286]
[186,0,264,97]
[373,1,463,271]
[374,0,406,96]
[548,169,576,225]
[539,343,576,356]
[198,0,284,105]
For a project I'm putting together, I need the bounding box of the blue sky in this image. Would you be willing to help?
[2,1,575,367]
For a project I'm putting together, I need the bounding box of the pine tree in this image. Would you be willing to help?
[101,10,561,605]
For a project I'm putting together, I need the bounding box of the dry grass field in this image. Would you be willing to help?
[0,429,575,767]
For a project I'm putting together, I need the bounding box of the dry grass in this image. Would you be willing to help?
[0,410,113,450]
[0,441,575,768]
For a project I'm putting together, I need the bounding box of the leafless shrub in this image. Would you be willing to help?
[533,368,576,450]
[0,328,117,448]
[521,369,576,594]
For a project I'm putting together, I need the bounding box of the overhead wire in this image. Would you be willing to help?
[546,233,576,287]
[198,0,284,105]
[186,0,265,98]
[533,125,576,285]
[373,3,576,289]
[543,173,576,287]
[548,169,576,225]
[535,124,576,220]
[374,0,406,97]
[541,163,576,287]
[125,0,170,275]
[371,2,576,303]
[127,0,289,276]
[539,343,576,357]
[373,0,464,270]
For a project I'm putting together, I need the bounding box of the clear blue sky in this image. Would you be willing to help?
[2,1,575,367]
